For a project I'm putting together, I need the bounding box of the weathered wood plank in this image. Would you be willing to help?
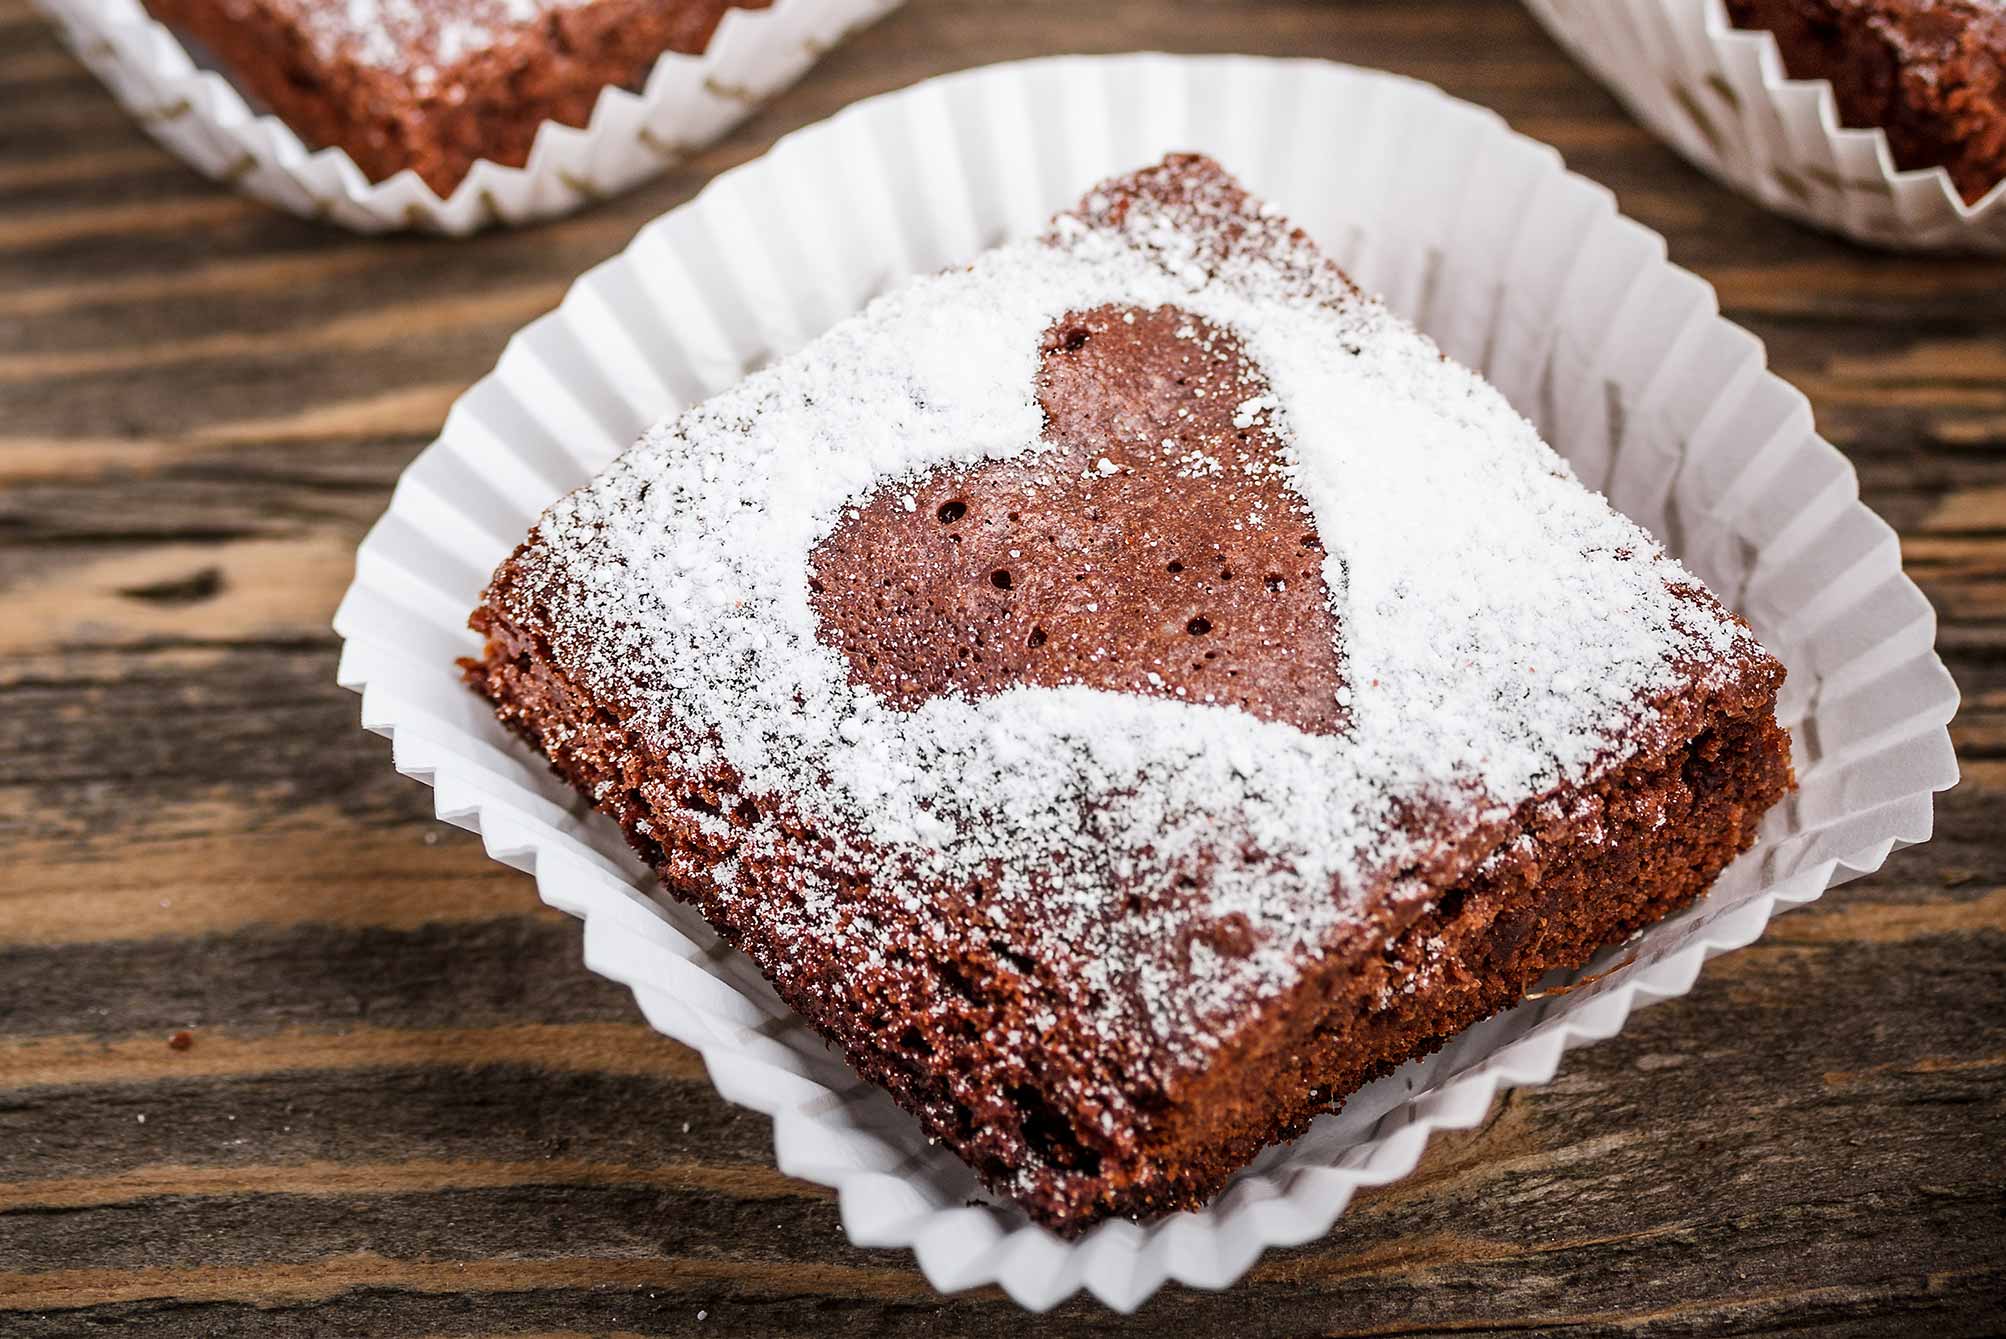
[0,1066,771,1183]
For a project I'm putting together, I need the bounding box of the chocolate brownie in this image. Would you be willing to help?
[464,155,1794,1233]
[1727,0,2006,204]
[139,0,767,194]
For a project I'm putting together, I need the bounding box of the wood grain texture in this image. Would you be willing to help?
[1,0,2002,1333]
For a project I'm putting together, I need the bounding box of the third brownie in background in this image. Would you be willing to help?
[1726,0,2006,206]
[1523,0,2006,250]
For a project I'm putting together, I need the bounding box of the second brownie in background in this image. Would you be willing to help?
[142,0,767,193]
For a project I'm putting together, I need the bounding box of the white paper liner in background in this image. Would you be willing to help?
[1524,0,2006,252]
[30,0,904,234]
[331,54,1959,1311]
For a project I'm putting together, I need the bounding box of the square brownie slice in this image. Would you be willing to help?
[140,0,767,194]
[466,154,1793,1233]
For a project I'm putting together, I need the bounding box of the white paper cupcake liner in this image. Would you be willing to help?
[30,0,904,234]
[331,54,1960,1310]
[1524,0,2006,252]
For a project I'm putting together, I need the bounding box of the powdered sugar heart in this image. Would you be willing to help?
[809,303,1345,738]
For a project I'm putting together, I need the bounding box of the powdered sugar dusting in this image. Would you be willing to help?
[292,0,588,73]
[497,161,1759,1073]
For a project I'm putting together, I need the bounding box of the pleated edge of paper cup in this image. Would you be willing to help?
[29,0,905,235]
[1523,0,2006,252]
[328,53,1961,1312]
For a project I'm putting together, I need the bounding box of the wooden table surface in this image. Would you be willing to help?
[3,0,2003,1333]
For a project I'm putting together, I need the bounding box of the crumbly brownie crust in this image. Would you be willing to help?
[468,610,1788,1226]
[1726,0,2006,204]
[140,0,766,194]
[465,155,1793,1232]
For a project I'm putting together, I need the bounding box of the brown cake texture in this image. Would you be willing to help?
[1727,0,2006,204]
[464,155,1794,1234]
[139,0,766,194]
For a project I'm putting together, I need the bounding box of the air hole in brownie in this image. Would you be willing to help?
[1301,534,1322,550]
[936,499,967,524]
[733,797,760,825]
[1006,1084,1100,1174]
[896,1025,933,1057]
[1166,560,1183,573]
[994,943,1036,976]
[1187,617,1212,636]
[1027,626,1048,648]
[1060,326,1090,352]
[938,959,978,1003]
[1435,886,1469,922]
[991,570,1013,590]
[1219,568,1234,581]
[1264,574,1284,592]
[682,791,722,817]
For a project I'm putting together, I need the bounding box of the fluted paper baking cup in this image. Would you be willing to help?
[332,54,1959,1310]
[1525,0,2006,252]
[31,0,903,235]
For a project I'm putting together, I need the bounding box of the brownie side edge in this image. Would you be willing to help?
[466,551,1792,1233]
